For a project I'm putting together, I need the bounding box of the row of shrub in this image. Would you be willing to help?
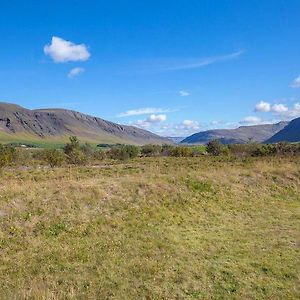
[1,137,299,168]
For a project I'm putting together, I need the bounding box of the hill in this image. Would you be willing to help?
[181,122,288,144]
[0,102,171,145]
[266,117,300,143]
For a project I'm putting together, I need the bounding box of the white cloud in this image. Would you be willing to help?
[290,75,300,88]
[181,120,200,129]
[130,114,167,128]
[44,36,90,63]
[255,101,271,112]
[68,67,85,78]
[147,114,167,123]
[240,116,262,125]
[284,103,300,118]
[117,107,173,117]
[271,104,288,113]
[179,90,190,97]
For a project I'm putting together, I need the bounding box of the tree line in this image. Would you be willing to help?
[0,136,299,168]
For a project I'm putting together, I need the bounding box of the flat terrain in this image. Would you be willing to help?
[0,157,299,299]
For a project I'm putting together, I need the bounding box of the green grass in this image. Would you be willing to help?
[0,156,299,299]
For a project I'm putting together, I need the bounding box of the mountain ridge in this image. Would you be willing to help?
[266,117,300,143]
[181,121,289,144]
[0,102,171,145]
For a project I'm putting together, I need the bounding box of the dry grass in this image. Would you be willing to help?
[0,156,299,299]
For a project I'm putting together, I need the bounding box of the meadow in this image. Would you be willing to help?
[0,155,299,299]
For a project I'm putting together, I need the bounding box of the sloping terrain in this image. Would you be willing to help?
[181,122,288,144]
[0,102,170,145]
[266,117,300,143]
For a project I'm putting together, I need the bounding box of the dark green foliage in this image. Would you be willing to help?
[64,136,86,165]
[141,144,162,157]
[0,144,15,168]
[108,145,140,160]
[41,149,65,167]
[206,139,222,156]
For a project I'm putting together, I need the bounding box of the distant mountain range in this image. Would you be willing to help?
[166,137,185,143]
[0,102,171,145]
[181,121,290,144]
[1,102,299,146]
[266,117,300,143]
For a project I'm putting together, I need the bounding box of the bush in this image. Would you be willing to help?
[161,144,175,156]
[141,144,162,157]
[64,136,87,165]
[93,149,106,161]
[41,149,65,167]
[108,145,140,160]
[206,140,222,156]
[0,144,15,168]
[81,142,95,159]
[169,146,194,157]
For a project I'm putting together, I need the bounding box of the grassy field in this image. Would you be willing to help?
[0,156,299,299]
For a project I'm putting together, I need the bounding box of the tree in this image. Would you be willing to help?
[206,139,222,156]
[64,136,86,165]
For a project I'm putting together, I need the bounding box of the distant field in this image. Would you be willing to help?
[0,157,299,298]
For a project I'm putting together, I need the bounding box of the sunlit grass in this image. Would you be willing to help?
[0,156,299,298]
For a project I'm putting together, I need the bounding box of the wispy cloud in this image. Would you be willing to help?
[163,50,244,71]
[68,67,85,79]
[290,74,300,88]
[117,107,175,117]
[240,116,263,125]
[179,90,190,97]
[123,50,244,74]
[44,36,90,63]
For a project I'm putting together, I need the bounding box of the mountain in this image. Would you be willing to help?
[181,122,289,144]
[266,117,300,143]
[0,102,171,145]
[165,137,186,143]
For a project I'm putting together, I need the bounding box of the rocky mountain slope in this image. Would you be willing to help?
[0,102,171,145]
[181,122,289,144]
[266,117,300,143]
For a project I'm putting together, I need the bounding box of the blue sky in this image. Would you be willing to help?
[0,0,300,136]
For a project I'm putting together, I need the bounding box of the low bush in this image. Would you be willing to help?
[41,149,65,167]
[0,144,15,168]
[108,145,140,160]
[141,144,162,157]
[169,146,194,157]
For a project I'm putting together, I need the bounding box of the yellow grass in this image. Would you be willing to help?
[0,156,299,299]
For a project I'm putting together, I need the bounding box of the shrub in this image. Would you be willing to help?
[169,146,194,157]
[81,143,95,159]
[41,149,65,167]
[64,136,87,165]
[161,144,175,156]
[0,144,15,168]
[141,144,162,157]
[108,145,140,160]
[206,140,222,156]
[93,149,106,161]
